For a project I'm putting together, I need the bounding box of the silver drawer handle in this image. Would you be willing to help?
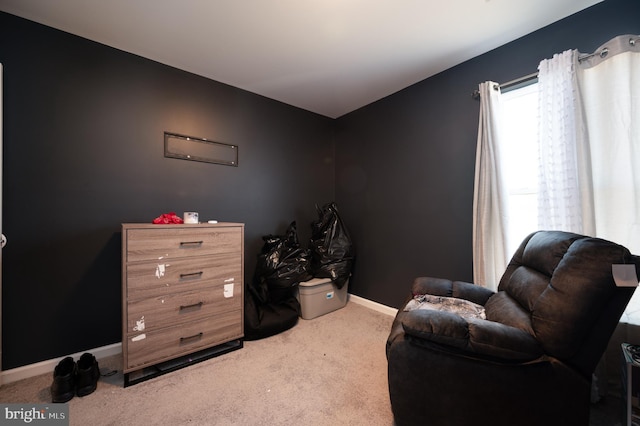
[180,271,203,279]
[180,332,203,344]
[180,241,203,247]
[179,301,204,311]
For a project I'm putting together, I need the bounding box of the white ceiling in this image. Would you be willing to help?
[0,0,602,118]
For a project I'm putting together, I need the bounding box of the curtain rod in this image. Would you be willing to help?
[497,72,539,91]
[578,36,637,63]
[473,36,638,100]
[472,72,538,100]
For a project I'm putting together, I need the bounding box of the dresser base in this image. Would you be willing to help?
[124,338,243,387]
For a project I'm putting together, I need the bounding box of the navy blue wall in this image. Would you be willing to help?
[0,12,334,369]
[334,0,640,308]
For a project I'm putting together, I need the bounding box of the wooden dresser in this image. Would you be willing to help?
[121,222,244,386]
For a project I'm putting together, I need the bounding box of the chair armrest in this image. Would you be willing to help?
[412,277,495,306]
[401,309,543,361]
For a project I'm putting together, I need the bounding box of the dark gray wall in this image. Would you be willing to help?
[0,12,335,369]
[334,0,640,309]
[1,0,638,371]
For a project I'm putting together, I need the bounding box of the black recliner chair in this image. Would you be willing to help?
[386,231,639,426]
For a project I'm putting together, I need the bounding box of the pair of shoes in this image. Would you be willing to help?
[50,353,100,403]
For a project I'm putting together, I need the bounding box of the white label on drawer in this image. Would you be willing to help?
[326,291,334,300]
[224,277,235,283]
[133,316,145,332]
[224,283,234,298]
[131,334,146,342]
[155,264,166,278]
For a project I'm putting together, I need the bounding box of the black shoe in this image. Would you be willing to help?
[75,353,100,397]
[51,357,76,403]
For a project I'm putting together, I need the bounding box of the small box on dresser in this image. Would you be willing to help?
[121,222,244,386]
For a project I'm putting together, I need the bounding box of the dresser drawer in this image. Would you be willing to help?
[126,282,242,333]
[126,226,241,262]
[126,253,241,300]
[125,310,243,371]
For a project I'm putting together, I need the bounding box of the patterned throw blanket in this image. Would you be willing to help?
[404,294,486,321]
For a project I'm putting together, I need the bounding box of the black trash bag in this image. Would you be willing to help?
[244,288,300,341]
[253,221,312,303]
[309,202,354,289]
[244,221,311,340]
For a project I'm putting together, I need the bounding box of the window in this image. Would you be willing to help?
[499,82,539,258]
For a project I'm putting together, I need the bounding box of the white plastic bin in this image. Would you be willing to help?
[296,278,349,320]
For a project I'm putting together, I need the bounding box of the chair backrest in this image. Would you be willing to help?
[492,231,638,376]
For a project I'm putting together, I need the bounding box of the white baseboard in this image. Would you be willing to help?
[0,294,395,385]
[1,343,122,385]
[348,293,398,317]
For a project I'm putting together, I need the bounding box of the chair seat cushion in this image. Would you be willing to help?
[405,294,486,320]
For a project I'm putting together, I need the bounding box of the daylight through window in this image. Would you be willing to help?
[499,82,539,258]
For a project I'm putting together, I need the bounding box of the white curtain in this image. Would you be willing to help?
[473,82,509,291]
[536,35,640,320]
[536,35,640,248]
[536,50,594,235]
[579,36,640,323]
[580,36,640,255]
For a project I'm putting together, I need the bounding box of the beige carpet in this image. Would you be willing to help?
[0,301,396,426]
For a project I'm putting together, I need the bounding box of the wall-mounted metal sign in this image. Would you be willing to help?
[164,132,238,166]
